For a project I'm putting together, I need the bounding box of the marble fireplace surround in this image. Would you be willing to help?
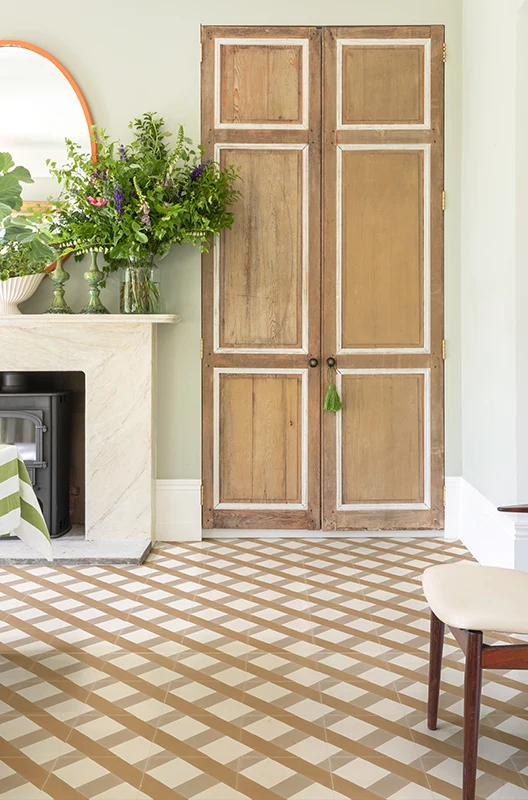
[0,314,179,551]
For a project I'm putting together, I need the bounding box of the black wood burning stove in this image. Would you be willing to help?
[0,389,71,537]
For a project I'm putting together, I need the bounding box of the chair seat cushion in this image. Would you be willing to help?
[422,563,528,634]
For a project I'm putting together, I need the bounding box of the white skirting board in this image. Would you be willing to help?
[155,480,202,542]
[154,477,528,571]
[449,476,528,571]
[154,480,454,543]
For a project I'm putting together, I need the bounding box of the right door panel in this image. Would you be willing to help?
[322,26,445,531]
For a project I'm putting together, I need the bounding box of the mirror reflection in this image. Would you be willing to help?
[0,45,92,202]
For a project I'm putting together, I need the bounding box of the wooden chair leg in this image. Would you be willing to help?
[427,610,444,730]
[463,630,483,800]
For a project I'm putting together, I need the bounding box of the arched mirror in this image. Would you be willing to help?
[0,41,95,205]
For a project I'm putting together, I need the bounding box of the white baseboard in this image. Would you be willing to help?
[453,476,524,569]
[444,476,461,540]
[155,477,528,571]
[155,480,202,542]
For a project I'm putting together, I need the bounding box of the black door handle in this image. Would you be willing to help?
[308,358,319,368]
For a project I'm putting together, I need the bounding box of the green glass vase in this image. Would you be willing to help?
[80,252,109,314]
[45,256,73,314]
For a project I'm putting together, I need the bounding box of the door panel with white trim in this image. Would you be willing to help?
[215,145,307,353]
[322,26,444,531]
[216,370,306,507]
[202,26,321,529]
[339,146,427,352]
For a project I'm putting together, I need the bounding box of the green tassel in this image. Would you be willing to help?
[324,382,343,412]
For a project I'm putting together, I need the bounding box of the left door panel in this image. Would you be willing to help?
[201,26,322,529]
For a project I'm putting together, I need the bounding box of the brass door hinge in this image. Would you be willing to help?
[200,485,204,505]
[442,191,446,211]
[443,485,447,506]
[200,42,203,63]
[442,339,446,360]
[200,338,204,359]
[442,42,446,63]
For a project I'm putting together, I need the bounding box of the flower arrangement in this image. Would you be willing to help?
[47,112,241,313]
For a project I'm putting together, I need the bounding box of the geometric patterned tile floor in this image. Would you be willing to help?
[0,537,527,799]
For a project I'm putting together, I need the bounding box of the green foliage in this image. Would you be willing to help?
[0,154,56,278]
[48,113,242,269]
[0,241,49,282]
[0,152,34,223]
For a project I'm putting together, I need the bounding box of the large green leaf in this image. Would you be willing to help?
[0,155,34,213]
[0,153,14,173]
[2,224,36,244]
[0,202,12,222]
[29,238,54,263]
[8,165,33,183]
[0,173,25,210]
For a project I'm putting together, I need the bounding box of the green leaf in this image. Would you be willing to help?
[5,228,37,245]
[0,153,14,174]
[29,239,55,262]
[135,230,148,243]
[9,166,33,184]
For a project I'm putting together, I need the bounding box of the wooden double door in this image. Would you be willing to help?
[201,25,445,531]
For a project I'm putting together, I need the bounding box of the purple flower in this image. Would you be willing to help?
[90,168,108,183]
[190,161,208,182]
[118,145,129,162]
[113,185,125,219]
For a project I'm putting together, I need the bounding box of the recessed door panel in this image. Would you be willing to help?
[217,146,305,351]
[339,39,430,129]
[217,371,305,506]
[340,371,426,506]
[340,147,425,351]
[218,42,306,127]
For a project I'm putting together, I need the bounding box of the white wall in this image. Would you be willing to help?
[4,0,463,485]
[461,0,519,507]
[455,0,528,569]
[516,1,528,502]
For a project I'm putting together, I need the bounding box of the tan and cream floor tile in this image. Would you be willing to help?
[0,537,527,797]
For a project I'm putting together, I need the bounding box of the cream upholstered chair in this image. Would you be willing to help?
[422,562,528,800]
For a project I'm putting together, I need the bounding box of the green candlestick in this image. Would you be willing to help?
[45,256,73,314]
[80,251,109,314]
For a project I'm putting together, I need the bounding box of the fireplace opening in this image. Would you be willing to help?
[0,371,85,539]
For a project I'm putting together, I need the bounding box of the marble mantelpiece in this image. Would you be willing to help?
[0,314,180,543]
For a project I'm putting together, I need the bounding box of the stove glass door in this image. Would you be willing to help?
[0,415,38,461]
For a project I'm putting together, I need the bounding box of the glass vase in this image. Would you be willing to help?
[119,261,160,315]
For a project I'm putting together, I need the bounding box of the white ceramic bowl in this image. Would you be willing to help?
[0,273,45,315]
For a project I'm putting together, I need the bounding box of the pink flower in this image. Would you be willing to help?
[87,196,108,207]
